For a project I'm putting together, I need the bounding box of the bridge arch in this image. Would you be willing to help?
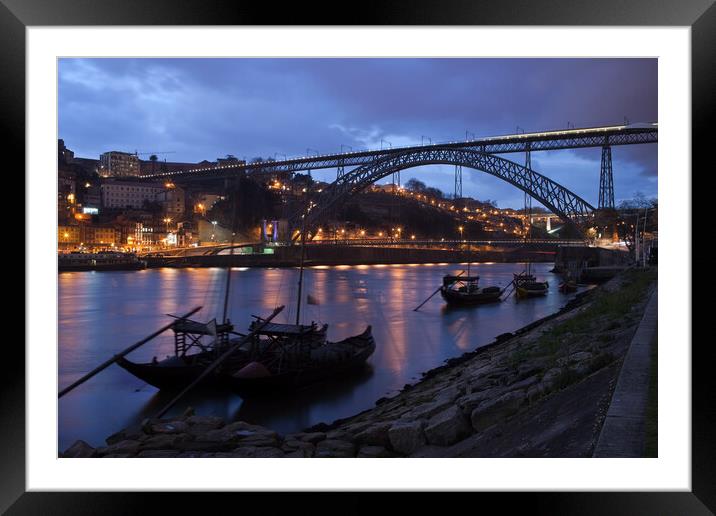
[292,147,595,236]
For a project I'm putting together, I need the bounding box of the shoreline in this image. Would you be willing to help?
[57,255,555,273]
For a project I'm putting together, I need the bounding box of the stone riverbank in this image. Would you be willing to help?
[62,268,656,458]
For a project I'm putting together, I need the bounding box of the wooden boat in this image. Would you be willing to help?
[440,275,503,305]
[516,280,549,298]
[226,326,375,394]
[115,319,328,390]
[558,280,578,293]
[513,272,536,282]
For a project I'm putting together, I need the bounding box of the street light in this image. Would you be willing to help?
[458,226,464,240]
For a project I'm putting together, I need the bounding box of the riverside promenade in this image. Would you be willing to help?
[593,288,658,457]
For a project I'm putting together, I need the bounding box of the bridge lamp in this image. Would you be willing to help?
[411,235,416,240]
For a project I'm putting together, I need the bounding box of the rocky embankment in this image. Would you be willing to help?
[63,268,656,458]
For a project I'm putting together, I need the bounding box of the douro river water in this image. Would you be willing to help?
[59,262,574,450]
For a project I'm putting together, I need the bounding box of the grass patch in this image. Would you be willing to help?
[533,269,656,360]
[643,333,658,457]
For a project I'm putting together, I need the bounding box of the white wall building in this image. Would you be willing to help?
[100,180,165,209]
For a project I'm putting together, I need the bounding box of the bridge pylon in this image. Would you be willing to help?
[599,145,615,210]
[454,165,462,199]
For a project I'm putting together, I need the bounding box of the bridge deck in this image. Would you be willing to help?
[142,123,657,181]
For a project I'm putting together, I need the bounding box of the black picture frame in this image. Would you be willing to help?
[5,0,712,513]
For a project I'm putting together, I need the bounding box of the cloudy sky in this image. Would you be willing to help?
[58,58,657,209]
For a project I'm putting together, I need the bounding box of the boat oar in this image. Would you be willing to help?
[413,270,465,311]
[58,306,203,399]
[154,305,285,419]
[501,280,517,300]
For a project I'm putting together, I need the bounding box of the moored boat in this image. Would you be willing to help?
[516,280,549,298]
[226,325,375,394]
[115,318,328,390]
[558,280,578,293]
[440,275,503,305]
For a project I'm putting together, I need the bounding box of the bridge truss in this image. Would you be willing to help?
[292,147,596,236]
[143,124,657,182]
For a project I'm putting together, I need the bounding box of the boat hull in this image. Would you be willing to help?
[440,287,502,305]
[116,328,375,395]
[516,283,549,299]
[115,348,251,391]
[224,327,376,395]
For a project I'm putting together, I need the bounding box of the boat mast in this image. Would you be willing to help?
[295,191,309,326]
[524,146,532,277]
[221,179,239,324]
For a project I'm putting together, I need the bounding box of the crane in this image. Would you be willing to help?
[132,151,176,159]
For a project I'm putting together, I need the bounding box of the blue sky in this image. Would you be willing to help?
[58,58,657,209]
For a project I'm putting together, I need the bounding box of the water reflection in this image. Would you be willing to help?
[58,262,577,449]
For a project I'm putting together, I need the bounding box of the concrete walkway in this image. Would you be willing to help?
[593,287,658,457]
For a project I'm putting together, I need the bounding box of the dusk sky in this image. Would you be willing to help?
[58,58,657,209]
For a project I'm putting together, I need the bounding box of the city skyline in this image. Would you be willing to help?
[59,58,657,209]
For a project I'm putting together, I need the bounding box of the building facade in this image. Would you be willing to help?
[100,151,140,177]
[100,179,165,210]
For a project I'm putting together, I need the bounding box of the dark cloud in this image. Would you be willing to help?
[59,58,657,208]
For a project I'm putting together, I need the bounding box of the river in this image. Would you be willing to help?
[58,262,576,450]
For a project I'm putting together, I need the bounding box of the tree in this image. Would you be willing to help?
[425,186,444,199]
[618,192,657,210]
[405,178,427,192]
[149,154,158,174]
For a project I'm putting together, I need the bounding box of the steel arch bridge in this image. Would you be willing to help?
[290,147,596,238]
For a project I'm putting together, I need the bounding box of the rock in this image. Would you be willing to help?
[508,375,540,392]
[291,432,326,444]
[541,367,562,388]
[342,421,373,436]
[357,445,393,458]
[516,362,544,380]
[326,430,350,441]
[177,451,216,458]
[200,421,278,444]
[181,406,195,418]
[285,450,311,458]
[388,421,426,455]
[62,440,97,458]
[281,440,315,457]
[96,440,141,457]
[526,382,551,403]
[456,388,500,413]
[424,406,472,446]
[466,377,498,394]
[150,421,189,434]
[406,398,455,421]
[314,439,356,458]
[232,432,280,447]
[186,415,225,429]
[172,440,235,453]
[470,390,525,432]
[228,446,285,458]
[568,351,593,364]
[140,433,192,450]
[434,385,462,403]
[353,422,392,447]
[106,424,145,445]
[136,450,181,458]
